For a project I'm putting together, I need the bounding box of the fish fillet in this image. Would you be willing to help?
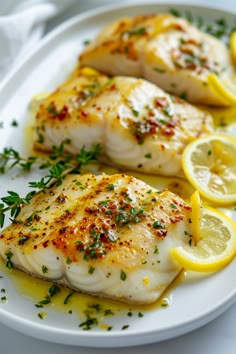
[79,13,236,106]
[0,173,192,304]
[34,67,213,177]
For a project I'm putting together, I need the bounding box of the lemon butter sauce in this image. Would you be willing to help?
[0,256,185,330]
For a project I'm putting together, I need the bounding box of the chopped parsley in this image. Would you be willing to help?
[42,265,48,274]
[120,270,127,281]
[88,266,95,274]
[5,251,13,270]
[153,220,165,229]
[79,316,98,330]
[154,67,166,73]
[170,203,178,209]
[64,290,74,305]
[106,184,115,190]
[11,119,18,127]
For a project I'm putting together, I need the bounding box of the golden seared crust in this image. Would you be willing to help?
[33,67,213,177]
[0,173,193,304]
[79,13,235,106]
[79,14,176,66]
[0,173,191,269]
[34,67,108,139]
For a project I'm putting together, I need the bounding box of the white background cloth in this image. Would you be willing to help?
[0,0,78,78]
[0,0,236,353]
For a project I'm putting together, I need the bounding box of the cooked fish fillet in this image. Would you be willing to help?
[0,173,192,304]
[79,13,236,106]
[34,67,213,177]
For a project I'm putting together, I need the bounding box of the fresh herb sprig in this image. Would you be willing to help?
[0,191,36,228]
[0,139,101,175]
[0,147,38,174]
[169,8,236,44]
[0,141,101,228]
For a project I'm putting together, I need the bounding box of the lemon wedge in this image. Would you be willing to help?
[182,134,236,205]
[171,206,236,272]
[190,190,202,244]
[230,30,236,66]
[207,73,236,106]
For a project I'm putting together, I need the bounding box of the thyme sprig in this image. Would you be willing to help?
[0,140,101,228]
[0,139,101,175]
[0,147,38,174]
[0,191,36,229]
[169,8,236,44]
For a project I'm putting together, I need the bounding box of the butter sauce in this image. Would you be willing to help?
[0,256,184,329]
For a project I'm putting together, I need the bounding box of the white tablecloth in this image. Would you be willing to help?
[0,1,236,353]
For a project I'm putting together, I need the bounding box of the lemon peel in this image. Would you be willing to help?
[190,190,202,244]
[230,30,236,66]
[207,73,236,106]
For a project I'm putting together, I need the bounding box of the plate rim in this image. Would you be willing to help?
[0,0,235,92]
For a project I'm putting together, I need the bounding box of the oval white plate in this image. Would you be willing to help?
[0,1,236,348]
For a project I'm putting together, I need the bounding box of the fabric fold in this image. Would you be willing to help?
[0,0,76,79]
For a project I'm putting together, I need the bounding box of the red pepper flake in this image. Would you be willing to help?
[156,229,168,237]
[160,144,165,151]
[47,103,69,121]
[42,240,49,248]
[155,97,169,108]
[175,23,185,31]
[81,110,88,117]
[59,227,68,235]
[35,216,41,223]
[56,194,67,203]
[161,127,175,137]
[85,207,97,214]
[109,84,117,91]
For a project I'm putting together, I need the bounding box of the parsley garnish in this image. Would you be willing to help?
[170,203,177,209]
[123,27,147,37]
[153,220,165,229]
[79,316,98,330]
[11,119,18,127]
[106,184,115,191]
[35,284,61,308]
[5,250,13,269]
[42,265,48,274]
[120,270,127,281]
[64,290,74,305]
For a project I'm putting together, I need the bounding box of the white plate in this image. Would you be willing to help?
[1,1,236,348]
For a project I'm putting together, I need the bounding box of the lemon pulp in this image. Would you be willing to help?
[171,206,236,272]
[182,134,236,205]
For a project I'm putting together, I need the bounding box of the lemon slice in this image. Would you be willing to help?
[171,206,236,272]
[182,134,236,205]
[207,73,236,106]
[190,190,202,244]
[230,30,236,65]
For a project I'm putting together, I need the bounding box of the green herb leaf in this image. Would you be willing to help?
[120,270,127,281]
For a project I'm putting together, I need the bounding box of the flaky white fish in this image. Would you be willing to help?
[34,67,213,177]
[0,173,192,304]
[79,14,236,106]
